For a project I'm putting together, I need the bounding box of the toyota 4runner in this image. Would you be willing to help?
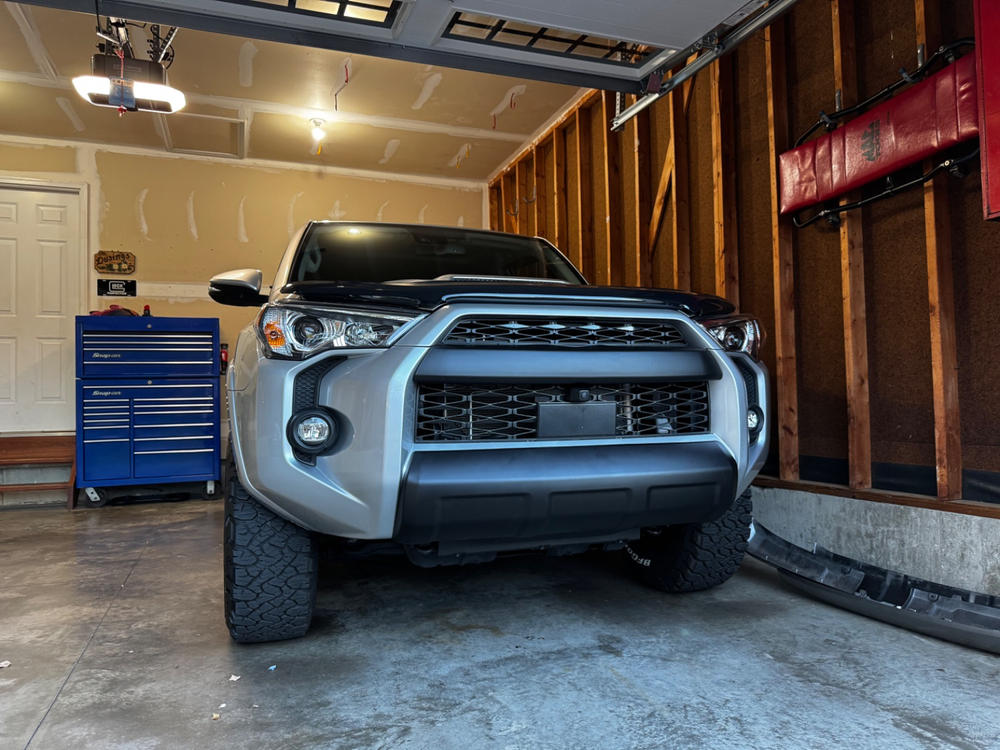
[210,222,768,643]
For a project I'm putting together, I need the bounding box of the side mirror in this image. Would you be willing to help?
[209,268,268,307]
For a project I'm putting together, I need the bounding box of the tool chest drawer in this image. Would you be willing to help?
[77,316,218,378]
[77,379,221,485]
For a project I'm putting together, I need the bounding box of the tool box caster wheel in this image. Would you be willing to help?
[78,487,109,508]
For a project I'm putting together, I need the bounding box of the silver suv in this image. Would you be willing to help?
[210,222,768,642]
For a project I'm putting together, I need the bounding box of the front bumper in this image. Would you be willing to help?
[397,442,736,545]
[228,303,769,539]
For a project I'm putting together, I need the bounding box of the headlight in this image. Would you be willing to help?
[701,315,763,360]
[257,304,418,358]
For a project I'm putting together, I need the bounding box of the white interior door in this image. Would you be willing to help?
[0,187,82,434]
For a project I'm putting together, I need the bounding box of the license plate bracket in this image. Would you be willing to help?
[536,400,617,438]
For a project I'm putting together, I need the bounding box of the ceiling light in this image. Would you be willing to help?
[72,75,186,113]
[72,54,185,114]
[310,118,326,142]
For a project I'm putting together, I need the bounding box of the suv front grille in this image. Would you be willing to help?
[441,318,687,347]
[415,382,710,442]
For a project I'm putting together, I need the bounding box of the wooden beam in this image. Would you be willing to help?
[596,93,616,285]
[710,57,740,305]
[670,86,692,290]
[764,20,800,481]
[553,126,568,251]
[498,172,508,233]
[516,158,530,235]
[648,137,674,253]
[754,476,1000,521]
[503,168,520,234]
[649,67,698,286]
[832,0,872,489]
[488,183,500,231]
[575,107,594,280]
[533,144,547,239]
[630,101,651,287]
[916,0,963,500]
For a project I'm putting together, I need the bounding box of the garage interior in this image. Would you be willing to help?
[2,0,999,747]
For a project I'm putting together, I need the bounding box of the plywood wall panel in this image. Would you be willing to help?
[950,170,1000,474]
[855,0,933,469]
[733,36,777,375]
[785,0,848,463]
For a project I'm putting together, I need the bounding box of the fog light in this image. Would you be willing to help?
[747,407,762,432]
[296,416,330,445]
[288,410,337,453]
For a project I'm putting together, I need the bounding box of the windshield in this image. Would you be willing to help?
[290,223,584,285]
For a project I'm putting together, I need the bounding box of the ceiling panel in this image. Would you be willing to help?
[248,112,517,178]
[1,3,583,179]
[166,112,242,156]
[0,6,36,73]
[0,80,164,148]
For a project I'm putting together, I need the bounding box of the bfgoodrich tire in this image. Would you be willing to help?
[624,489,752,592]
[224,467,318,643]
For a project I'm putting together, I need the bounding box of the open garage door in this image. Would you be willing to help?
[20,0,797,107]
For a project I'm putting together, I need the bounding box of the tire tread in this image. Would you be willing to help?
[626,490,752,593]
[224,466,317,643]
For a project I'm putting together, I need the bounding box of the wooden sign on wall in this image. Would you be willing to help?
[94,250,136,274]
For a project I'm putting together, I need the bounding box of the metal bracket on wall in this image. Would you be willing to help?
[610,0,801,131]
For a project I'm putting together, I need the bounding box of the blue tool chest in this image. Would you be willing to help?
[75,316,221,488]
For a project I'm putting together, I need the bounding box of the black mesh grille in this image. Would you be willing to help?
[733,358,758,409]
[442,318,686,348]
[416,382,710,442]
[291,356,344,464]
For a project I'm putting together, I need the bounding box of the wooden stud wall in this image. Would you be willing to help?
[915,0,963,501]
[831,0,873,490]
[764,19,800,481]
[487,0,996,517]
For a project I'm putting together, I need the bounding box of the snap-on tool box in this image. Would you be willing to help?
[75,316,221,490]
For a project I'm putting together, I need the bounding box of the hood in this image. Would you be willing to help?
[277,280,735,319]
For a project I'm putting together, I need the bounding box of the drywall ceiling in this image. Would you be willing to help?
[0,2,584,179]
[14,0,768,91]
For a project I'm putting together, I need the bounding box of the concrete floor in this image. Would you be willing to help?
[1,501,998,750]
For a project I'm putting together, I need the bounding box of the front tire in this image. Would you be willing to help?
[224,466,318,643]
[624,489,752,592]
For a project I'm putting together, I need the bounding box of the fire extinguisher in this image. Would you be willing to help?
[220,342,229,375]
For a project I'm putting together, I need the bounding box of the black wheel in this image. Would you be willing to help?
[624,489,752,592]
[78,487,108,508]
[224,463,318,643]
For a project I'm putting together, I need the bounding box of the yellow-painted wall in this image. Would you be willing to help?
[93,150,483,346]
[0,137,485,352]
[0,142,77,173]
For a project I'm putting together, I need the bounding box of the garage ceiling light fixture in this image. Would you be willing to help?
[72,72,186,113]
[310,118,327,142]
[72,14,186,114]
